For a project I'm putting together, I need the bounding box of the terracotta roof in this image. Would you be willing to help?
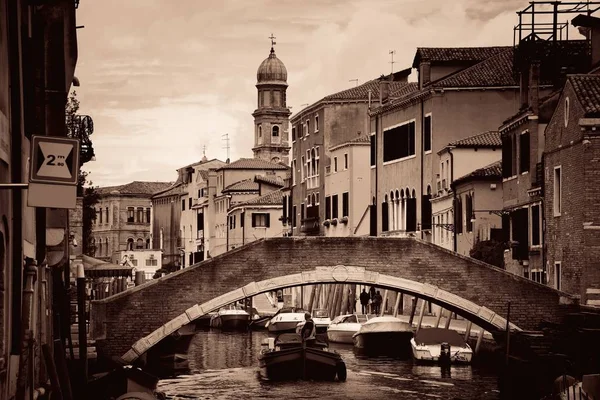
[453,161,502,186]
[329,134,371,151]
[217,158,289,170]
[412,46,511,68]
[223,179,259,192]
[448,131,501,148]
[323,79,416,101]
[152,182,183,198]
[254,175,285,187]
[97,181,172,196]
[235,189,284,207]
[568,74,600,117]
[431,49,518,88]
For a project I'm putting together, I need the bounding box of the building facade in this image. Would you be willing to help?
[322,136,372,237]
[431,131,502,251]
[227,189,284,251]
[543,74,600,304]
[290,70,414,237]
[209,159,287,257]
[252,45,291,165]
[369,47,520,241]
[179,157,225,267]
[1,1,79,398]
[93,181,171,261]
[113,249,163,281]
[151,182,184,269]
[451,161,503,257]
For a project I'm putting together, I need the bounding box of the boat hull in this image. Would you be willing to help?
[267,320,300,333]
[353,331,413,353]
[210,314,250,331]
[259,346,342,381]
[410,339,473,364]
[327,329,356,344]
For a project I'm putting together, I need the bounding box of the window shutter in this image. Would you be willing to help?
[406,198,417,232]
[252,214,257,227]
[266,213,271,227]
[240,212,244,228]
[502,135,512,178]
[381,202,389,232]
[342,192,349,217]
[370,204,377,236]
[325,196,331,220]
[282,196,287,222]
[421,195,432,230]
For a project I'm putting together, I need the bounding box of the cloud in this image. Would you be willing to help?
[75,0,533,186]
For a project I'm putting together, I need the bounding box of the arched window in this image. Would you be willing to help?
[272,126,279,137]
[127,238,134,251]
[406,189,417,232]
[146,238,150,249]
[258,125,262,138]
[105,238,109,257]
[136,238,144,249]
[98,241,103,257]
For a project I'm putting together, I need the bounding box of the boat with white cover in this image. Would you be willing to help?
[209,305,250,331]
[327,314,371,344]
[312,309,332,333]
[410,328,473,364]
[266,307,307,334]
[352,316,413,353]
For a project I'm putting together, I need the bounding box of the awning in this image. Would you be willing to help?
[82,255,133,278]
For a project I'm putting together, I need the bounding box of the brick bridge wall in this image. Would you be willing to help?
[91,237,576,360]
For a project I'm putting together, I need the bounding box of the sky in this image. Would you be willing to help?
[75,0,538,187]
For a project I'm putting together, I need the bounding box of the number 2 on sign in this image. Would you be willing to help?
[46,154,65,167]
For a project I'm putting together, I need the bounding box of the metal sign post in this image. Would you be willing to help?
[27,135,80,209]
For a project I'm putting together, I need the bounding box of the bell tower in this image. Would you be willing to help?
[252,34,291,165]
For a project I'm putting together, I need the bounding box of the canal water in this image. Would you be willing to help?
[157,329,503,400]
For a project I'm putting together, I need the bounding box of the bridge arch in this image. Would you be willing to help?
[121,265,522,363]
[91,237,575,364]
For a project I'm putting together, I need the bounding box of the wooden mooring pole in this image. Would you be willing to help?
[505,301,511,366]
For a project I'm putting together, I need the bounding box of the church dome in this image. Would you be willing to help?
[257,48,287,84]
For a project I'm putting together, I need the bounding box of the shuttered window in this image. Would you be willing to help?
[406,198,417,232]
[252,213,270,228]
[342,192,349,217]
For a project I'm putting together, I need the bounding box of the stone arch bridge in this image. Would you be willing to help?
[90,237,576,363]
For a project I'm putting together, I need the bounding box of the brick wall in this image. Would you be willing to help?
[92,237,575,360]
[544,83,588,298]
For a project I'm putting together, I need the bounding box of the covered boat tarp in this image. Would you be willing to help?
[413,328,466,347]
[82,255,133,278]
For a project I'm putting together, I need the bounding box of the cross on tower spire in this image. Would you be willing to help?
[269,33,276,54]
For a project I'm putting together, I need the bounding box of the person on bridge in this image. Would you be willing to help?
[360,289,370,314]
[372,291,383,315]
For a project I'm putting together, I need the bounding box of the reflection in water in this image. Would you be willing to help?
[158,329,502,400]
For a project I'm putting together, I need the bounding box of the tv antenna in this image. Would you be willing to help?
[389,50,396,75]
[349,79,359,87]
[222,134,230,161]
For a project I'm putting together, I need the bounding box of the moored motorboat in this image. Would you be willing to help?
[266,307,307,333]
[327,314,371,344]
[210,305,250,331]
[312,309,332,333]
[258,333,346,381]
[410,328,473,364]
[352,316,413,353]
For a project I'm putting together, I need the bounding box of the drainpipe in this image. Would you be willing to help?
[375,114,379,236]
[449,148,457,253]
[420,99,425,239]
[242,207,245,246]
[8,0,24,355]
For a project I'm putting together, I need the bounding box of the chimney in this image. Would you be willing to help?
[379,78,390,105]
[572,14,600,67]
[528,61,540,114]
[419,61,431,89]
